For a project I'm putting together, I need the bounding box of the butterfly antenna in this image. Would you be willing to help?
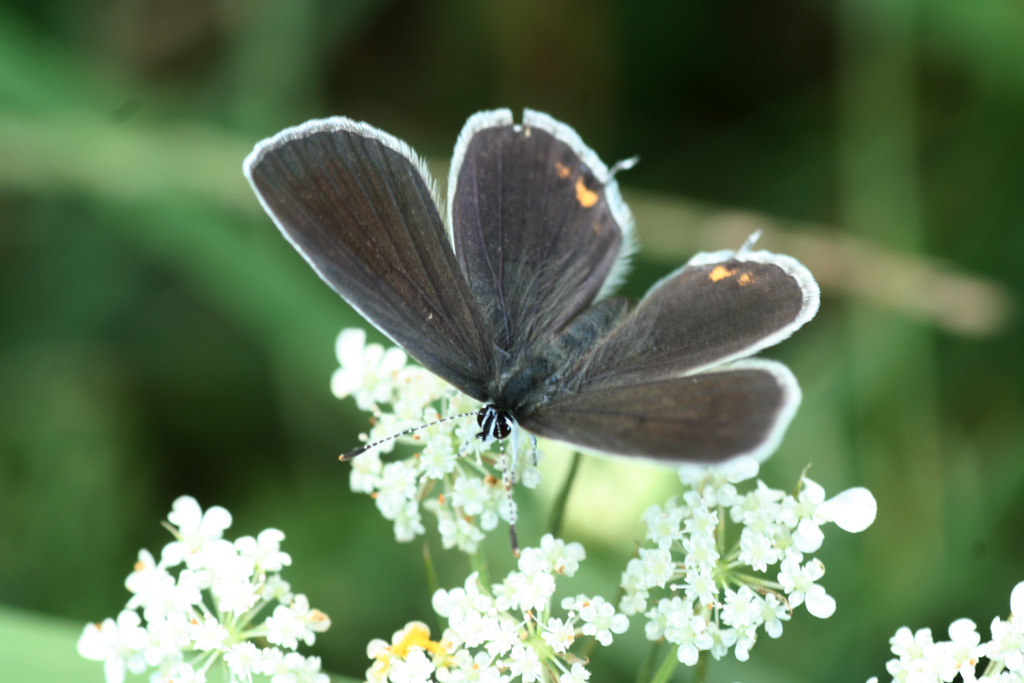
[339,410,479,461]
[736,229,763,257]
[609,155,640,178]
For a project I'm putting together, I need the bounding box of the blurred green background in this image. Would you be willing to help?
[1,0,1022,681]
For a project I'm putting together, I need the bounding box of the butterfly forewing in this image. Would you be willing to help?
[449,109,631,364]
[520,359,799,462]
[244,118,496,401]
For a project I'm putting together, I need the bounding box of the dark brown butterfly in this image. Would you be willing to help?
[244,109,819,465]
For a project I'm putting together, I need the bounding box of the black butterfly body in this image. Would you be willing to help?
[244,109,819,464]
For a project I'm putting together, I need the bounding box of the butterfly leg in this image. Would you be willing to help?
[496,437,520,556]
[510,423,520,473]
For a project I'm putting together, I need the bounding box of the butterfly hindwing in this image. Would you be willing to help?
[520,359,799,463]
[244,118,496,401]
[517,250,818,462]
[448,109,634,366]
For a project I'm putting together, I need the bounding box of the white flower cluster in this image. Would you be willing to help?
[868,581,1024,683]
[333,328,543,552]
[77,496,330,683]
[619,458,876,666]
[365,534,627,683]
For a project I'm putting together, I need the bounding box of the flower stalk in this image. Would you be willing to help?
[548,450,583,538]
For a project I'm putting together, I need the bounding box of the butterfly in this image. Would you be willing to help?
[244,108,819,466]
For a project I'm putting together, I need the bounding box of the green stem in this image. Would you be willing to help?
[421,541,445,634]
[421,540,441,595]
[547,450,582,537]
[636,641,662,683]
[470,544,491,589]
[693,650,709,683]
[649,643,680,683]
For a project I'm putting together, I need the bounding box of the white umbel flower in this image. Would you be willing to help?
[331,327,408,411]
[578,596,629,646]
[77,496,330,683]
[77,610,149,683]
[622,466,874,665]
[868,581,1024,683]
[542,617,577,653]
[368,536,625,683]
[161,495,232,567]
[234,528,292,573]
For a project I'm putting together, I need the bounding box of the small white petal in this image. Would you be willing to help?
[804,585,837,618]
[679,457,759,487]
[381,347,408,372]
[77,619,116,661]
[335,328,366,363]
[818,487,877,533]
[793,518,824,553]
[103,657,127,683]
[366,638,388,659]
[800,478,826,504]
[559,662,591,683]
[677,642,701,666]
[948,617,978,643]
[1011,581,1024,617]
[198,506,233,538]
[167,495,202,527]
[722,456,760,483]
[224,642,263,678]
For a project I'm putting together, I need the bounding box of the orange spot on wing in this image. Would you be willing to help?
[575,177,599,208]
[709,265,737,282]
[737,272,753,286]
[554,162,571,178]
